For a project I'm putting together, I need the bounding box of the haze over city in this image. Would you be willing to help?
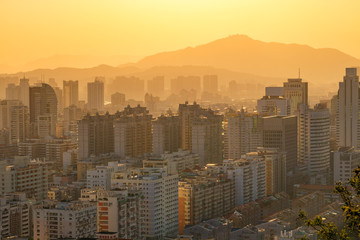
[1,1,360,240]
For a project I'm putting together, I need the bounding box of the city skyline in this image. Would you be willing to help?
[1,1,360,239]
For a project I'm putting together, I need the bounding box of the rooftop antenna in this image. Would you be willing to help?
[298,68,301,78]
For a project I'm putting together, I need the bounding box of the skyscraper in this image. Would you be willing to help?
[29,83,58,138]
[262,115,297,174]
[337,67,360,149]
[283,78,308,114]
[63,80,79,107]
[87,78,104,112]
[297,103,330,184]
[19,77,30,107]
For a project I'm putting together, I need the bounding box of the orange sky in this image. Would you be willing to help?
[1,0,360,71]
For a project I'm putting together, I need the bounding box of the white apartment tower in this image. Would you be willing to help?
[333,147,360,183]
[222,155,266,205]
[297,103,330,183]
[337,67,360,149]
[224,109,263,159]
[112,168,179,239]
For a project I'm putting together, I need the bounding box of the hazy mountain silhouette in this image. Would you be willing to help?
[135,35,360,89]
[2,34,359,98]
[11,54,141,73]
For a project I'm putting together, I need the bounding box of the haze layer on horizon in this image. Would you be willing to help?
[1,0,360,71]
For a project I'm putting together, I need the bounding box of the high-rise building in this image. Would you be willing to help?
[33,200,97,240]
[148,76,165,97]
[296,103,330,184]
[178,173,234,234]
[224,109,264,159]
[63,80,79,107]
[63,104,83,134]
[333,147,360,183]
[203,75,218,93]
[97,189,142,239]
[0,160,16,197]
[0,100,29,144]
[37,115,57,139]
[53,86,63,114]
[0,193,31,238]
[9,104,30,144]
[283,78,308,114]
[152,114,181,156]
[78,113,115,160]
[257,96,291,116]
[114,105,153,158]
[262,115,297,174]
[29,83,58,138]
[0,100,22,130]
[112,167,179,239]
[87,78,104,112]
[191,114,223,165]
[19,77,30,107]
[222,154,266,205]
[178,102,222,154]
[336,67,360,149]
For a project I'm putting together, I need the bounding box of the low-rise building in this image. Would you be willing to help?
[144,149,199,174]
[33,200,97,240]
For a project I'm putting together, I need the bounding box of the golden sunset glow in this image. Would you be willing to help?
[1,0,360,71]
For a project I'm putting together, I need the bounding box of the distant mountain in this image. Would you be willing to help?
[135,35,360,90]
[1,34,359,97]
[16,54,140,72]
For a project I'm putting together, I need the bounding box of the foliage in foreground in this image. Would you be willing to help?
[298,168,360,240]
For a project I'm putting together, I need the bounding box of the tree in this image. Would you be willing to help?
[298,168,360,239]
